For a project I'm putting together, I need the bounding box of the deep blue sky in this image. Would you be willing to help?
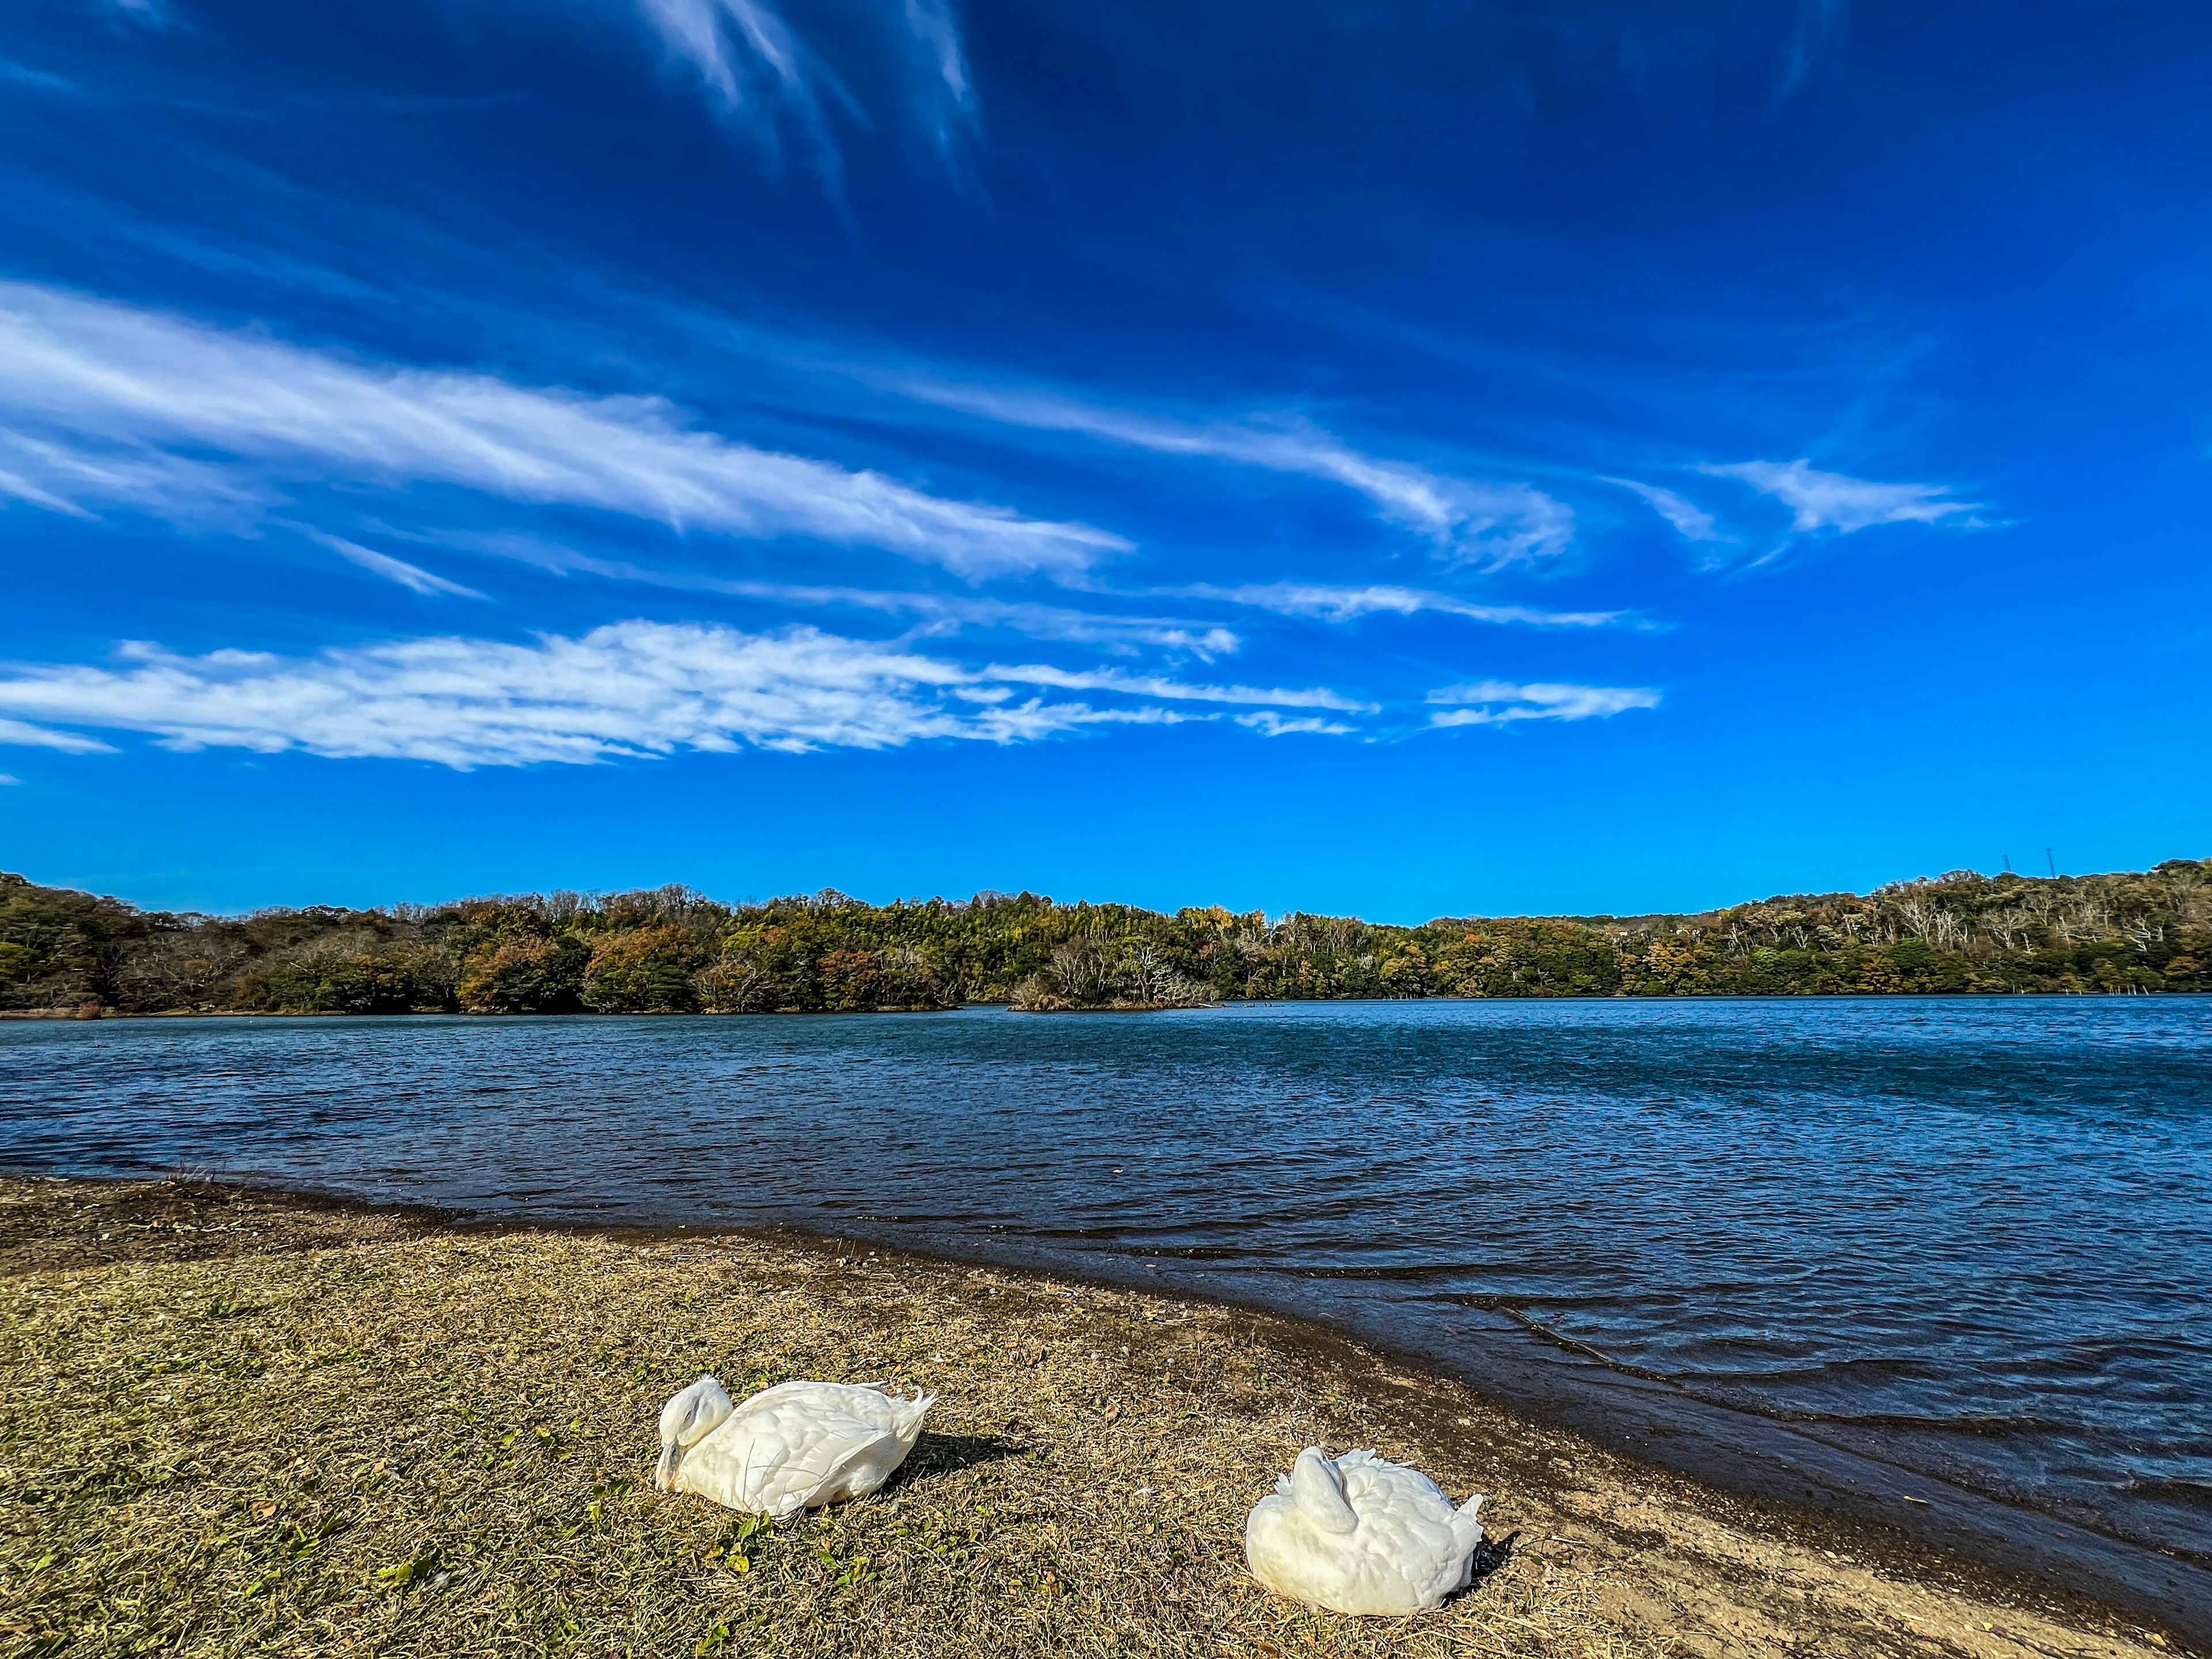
[0,0,2206,921]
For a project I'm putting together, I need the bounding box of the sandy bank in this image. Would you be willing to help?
[0,1177,2191,1658]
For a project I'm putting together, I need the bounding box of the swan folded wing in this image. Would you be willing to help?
[1343,1452,1456,1521]
[722,1406,901,1517]
[1370,1497,1476,1602]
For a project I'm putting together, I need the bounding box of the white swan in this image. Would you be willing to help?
[1245,1446,1486,1615]
[654,1376,935,1518]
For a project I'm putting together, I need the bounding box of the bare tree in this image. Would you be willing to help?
[695,954,774,1013]
[1050,938,1115,1004]
[108,930,248,1011]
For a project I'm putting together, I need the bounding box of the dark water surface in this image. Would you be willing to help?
[5,999,2209,1623]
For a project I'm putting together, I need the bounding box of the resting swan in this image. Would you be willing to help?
[1245,1446,1486,1615]
[655,1376,934,1518]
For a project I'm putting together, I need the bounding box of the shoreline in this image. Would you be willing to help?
[5,989,2209,1024]
[2,1175,2197,1657]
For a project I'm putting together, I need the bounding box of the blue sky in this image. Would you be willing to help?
[0,1,2206,921]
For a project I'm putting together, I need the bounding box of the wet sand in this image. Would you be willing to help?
[0,1176,2196,1658]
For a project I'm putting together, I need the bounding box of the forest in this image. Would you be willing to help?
[1,859,2206,1018]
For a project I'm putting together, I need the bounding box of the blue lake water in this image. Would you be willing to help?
[3,998,2207,1609]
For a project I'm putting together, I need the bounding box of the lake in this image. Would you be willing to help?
[4,997,2206,1613]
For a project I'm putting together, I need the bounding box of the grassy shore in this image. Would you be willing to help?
[0,1179,2184,1659]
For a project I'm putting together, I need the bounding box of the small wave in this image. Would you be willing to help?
[2124,1479,2212,1512]
[1281,1261,1525,1283]
[1437,1290,1650,1311]
[1721,1407,2072,1437]
[1668,1355,1952,1385]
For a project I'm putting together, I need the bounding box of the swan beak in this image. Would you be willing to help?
[655,1441,680,1493]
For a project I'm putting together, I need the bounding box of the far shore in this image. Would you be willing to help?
[1,1175,2195,1658]
[5,989,2206,1025]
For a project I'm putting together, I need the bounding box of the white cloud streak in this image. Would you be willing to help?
[902,0,971,108]
[893,380,1575,568]
[0,717,115,754]
[0,282,1124,580]
[0,623,1351,767]
[430,529,1237,653]
[0,59,79,92]
[1236,711,1355,738]
[636,0,812,108]
[1179,581,1627,628]
[632,0,847,195]
[1703,459,1982,535]
[1601,476,1729,543]
[836,597,1238,656]
[979,662,1373,713]
[715,585,1240,656]
[0,427,258,520]
[625,0,971,180]
[1426,680,1661,726]
[306,531,487,599]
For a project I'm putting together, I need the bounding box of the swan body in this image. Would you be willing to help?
[1245,1446,1485,1615]
[654,1376,934,1518]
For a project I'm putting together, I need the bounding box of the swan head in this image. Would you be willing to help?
[655,1374,734,1491]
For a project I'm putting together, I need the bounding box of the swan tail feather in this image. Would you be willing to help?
[1450,1492,1487,1556]
[896,1391,937,1444]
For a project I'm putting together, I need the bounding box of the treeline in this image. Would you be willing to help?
[1,859,2207,1018]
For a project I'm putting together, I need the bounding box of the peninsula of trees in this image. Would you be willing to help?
[1,860,2205,1018]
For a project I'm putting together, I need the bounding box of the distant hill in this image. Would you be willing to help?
[3,860,2206,1017]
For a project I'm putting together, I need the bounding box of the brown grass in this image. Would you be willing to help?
[0,1179,2183,1659]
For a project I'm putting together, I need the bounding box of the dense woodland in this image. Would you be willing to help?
[2,859,2206,1018]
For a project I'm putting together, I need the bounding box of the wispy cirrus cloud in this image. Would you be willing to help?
[891,380,1574,568]
[622,0,974,183]
[978,662,1373,713]
[631,0,849,192]
[635,0,814,110]
[426,528,1237,653]
[1426,679,1660,727]
[0,717,113,754]
[1702,459,1983,536]
[1177,581,1628,628]
[776,592,1238,656]
[1601,476,1730,544]
[304,530,487,600]
[901,0,973,118]
[0,623,1241,767]
[0,282,1123,580]
[0,59,79,92]
[1236,710,1355,738]
[0,428,258,520]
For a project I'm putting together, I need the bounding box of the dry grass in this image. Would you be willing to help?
[0,1180,2183,1659]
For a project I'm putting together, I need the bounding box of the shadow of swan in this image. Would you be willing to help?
[895,1430,1031,1490]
